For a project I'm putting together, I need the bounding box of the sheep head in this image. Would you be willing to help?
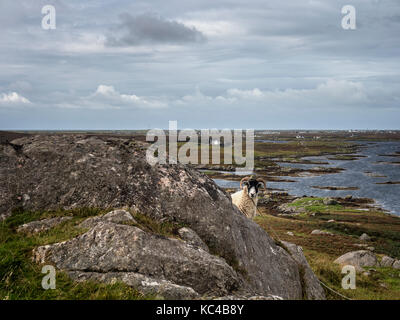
[239,175,267,199]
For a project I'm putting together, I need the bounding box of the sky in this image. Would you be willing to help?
[0,0,399,130]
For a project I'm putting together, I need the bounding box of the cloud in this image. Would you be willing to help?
[0,92,31,106]
[1,1,399,129]
[225,80,368,106]
[56,85,167,109]
[174,80,370,110]
[105,13,206,46]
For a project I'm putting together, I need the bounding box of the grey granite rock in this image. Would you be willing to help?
[17,216,72,234]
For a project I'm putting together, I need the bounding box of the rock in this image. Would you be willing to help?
[367,247,375,251]
[79,209,135,229]
[178,227,209,252]
[393,260,400,270]
[17,216,72,234]
[281,241,326,300]
[277,203,305,215]
[1,134,323,299]
[327,219,335,223]
[359,233,371,241]
[323,198,337,205]
[311,229,333,236]
[68,271,199,300]
[344,195,353,201]
[286,231,294,236]
[334,250,379,272]
[362,271,371,277]
[380,256,395,267]
[33,221,241,298]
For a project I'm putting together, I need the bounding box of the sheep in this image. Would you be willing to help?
[231,175,267,218]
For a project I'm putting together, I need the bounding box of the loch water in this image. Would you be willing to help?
[212,141,400,216]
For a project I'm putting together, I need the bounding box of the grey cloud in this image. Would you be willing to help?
[0,0,399,130]
[106,13,206,46]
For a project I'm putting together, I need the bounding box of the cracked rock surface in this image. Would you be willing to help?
[2,134,325,299]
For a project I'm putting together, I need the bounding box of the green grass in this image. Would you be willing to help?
[254,204,400,300]
[0,208,156,300]
[287,197,344,213]
[129,212,188,238]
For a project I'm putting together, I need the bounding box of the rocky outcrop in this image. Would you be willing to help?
[34,219,241,298]
[334,250,379,272]
[281,241,326,300]
[17,216,72,234]
[178,227,209,252]
[1,134,325,299]
[69,270,200,299]
[277,203,305,215]
[79,209,136,229]
[380,256,395,268]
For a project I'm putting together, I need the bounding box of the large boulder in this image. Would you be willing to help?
[334,250,379,272]
[1,134,325,299]
[34,220,241,298]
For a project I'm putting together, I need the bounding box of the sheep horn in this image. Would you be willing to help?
[257,178,267,190]
[240,177,249,189]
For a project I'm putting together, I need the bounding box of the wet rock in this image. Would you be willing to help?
[17,216,72,234]
[178,227,209,252]
[380,256,395,267]
[359,233,371,241]
[334,250,379,272]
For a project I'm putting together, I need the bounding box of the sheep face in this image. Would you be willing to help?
[242,179,264,199]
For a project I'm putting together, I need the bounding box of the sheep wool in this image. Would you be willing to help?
[231,186,258,218]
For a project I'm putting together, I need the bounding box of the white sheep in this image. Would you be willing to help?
[231,176,267,218]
